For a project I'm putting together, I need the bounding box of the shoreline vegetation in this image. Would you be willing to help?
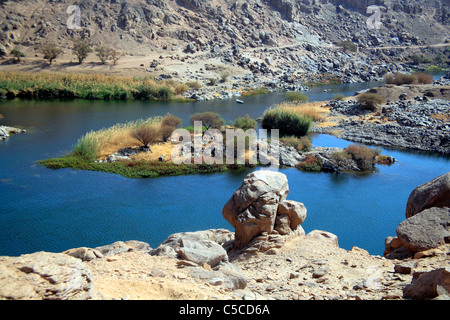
[0,71,275,103]
[0,71,197,102]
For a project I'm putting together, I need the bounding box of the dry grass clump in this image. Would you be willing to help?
[74,117,165,160]
[356,93,385,111]
[384,72,433,85]
[277,101,328,123]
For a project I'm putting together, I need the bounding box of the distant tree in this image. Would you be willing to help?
[10,48,25,62]
[109,48,123,66]
[72,37,92,64]
[40,43,63,65]
[95,46,112,64]
[190,112,225,130]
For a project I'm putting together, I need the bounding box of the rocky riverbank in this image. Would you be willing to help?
[0,170,448,300]
[312,83,450,154]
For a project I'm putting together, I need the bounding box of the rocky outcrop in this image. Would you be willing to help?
[222,170,307,249]
[0,252,98,300]
[320,98,450,155]
[150,229,247,290]
[385,172,450,257]
[405,172,450,218]
[0,126,25,140]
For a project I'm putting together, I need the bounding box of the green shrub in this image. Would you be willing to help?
[72,37,93,64]
[10,48,25,62]
[285,91,309,103]
[331,150,352,162]
[184,125,207,133]
[332,94,346,101]
[296,155,322,172]
[356,93,385,111]
[156,86,173,102]
[280,135,312,152]
[262,108,313,136]
[233,114,257,130]
[73,133,99,161]
[186,81,202,90]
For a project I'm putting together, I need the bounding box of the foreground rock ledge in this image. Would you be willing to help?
[1,171,449,300]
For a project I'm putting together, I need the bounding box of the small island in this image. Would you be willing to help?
[39,106,395,178]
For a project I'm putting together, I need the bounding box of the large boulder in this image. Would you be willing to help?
[405,172,450,218]
[396,207,450,253]
[150,229,233,267]
[0,252,98,300]
[222,170,289,248]
[403,268,450,300]
[275,200,307,235]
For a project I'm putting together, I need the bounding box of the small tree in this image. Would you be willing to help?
[10,48,25,62]
[109,48,123,66]
[161,114,182,128]
[95,46,112,64]
[190,112,225,130]
[72,37,92,64]
[40,43,63,65]
[131,125,160,149]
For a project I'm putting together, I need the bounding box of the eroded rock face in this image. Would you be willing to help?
[405,172,450,218]
[0,252,97,300]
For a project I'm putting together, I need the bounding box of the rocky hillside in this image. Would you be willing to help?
[0,0,449,92]
[1,0,448,52]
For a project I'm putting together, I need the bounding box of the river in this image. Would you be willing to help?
[1,81,449,256]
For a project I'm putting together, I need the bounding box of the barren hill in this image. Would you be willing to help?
[1,0,448,58]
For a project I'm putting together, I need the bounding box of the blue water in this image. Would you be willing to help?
[0,82,449,256]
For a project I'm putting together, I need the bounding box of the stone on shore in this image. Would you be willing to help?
[403,267,450,300]
[405,172,450,219]
[396,207,450,253]
[222,170,290,249]
[0,252,98,300]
